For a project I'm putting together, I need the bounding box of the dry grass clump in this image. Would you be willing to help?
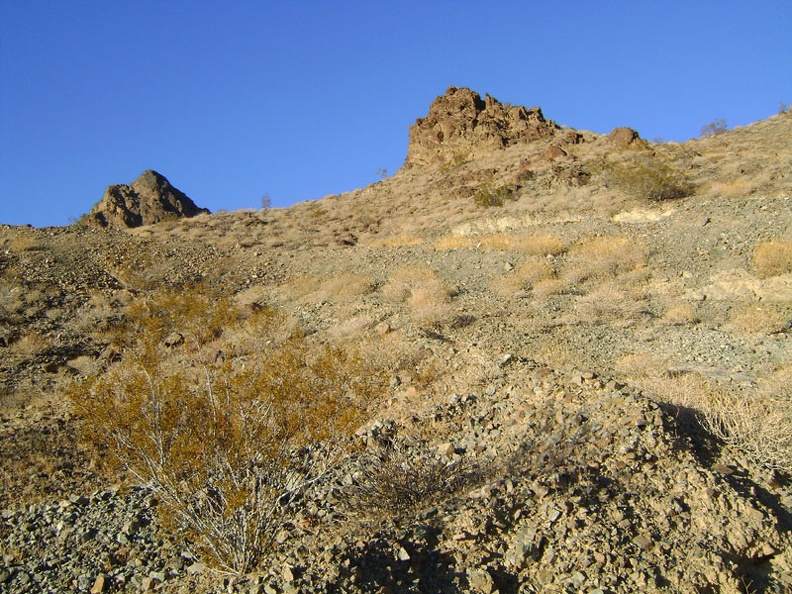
[708,178,752,197]
[382,265,451,324]
[8,332,49,356]
[283,273,373,304]
[492,257,555,297]
[726,304,792,335]
[69,288,387,574]
[614,352,669,379]
[366,233,424,248]
[434,234,477,251]
[702,379,792,473]
[564,235,645,285]
[574,285,649,326]
[627,366,792,473]
[661,302,700,326]
[753,239,792,278]
[480,232,566,255]
[436,232,566,256]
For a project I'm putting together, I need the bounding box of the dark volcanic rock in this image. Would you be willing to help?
[83,170,209,229]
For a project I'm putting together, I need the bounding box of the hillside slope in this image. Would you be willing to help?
[1,89,791,592]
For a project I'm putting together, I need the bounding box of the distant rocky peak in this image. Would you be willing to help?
[404,86,559,168]
[83,170,209,229]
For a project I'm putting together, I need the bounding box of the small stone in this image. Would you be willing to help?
[437,442,456,457]
[375,322,391,336]
[396,546,411,561]
[90,574,107,593]
[186,562,207,575]
[498,353,514,368]
[164,332,184,347]
[633,534,654,550]
[467,568,495,594]
[282,564,295,583]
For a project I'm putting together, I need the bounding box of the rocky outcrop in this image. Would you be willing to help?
[83,170,209,229]
[404,86,559,168]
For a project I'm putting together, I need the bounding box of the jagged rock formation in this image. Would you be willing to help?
[83,170,209,229]
[404,86,560,168]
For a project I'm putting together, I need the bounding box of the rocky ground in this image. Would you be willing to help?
[1,89,791,592]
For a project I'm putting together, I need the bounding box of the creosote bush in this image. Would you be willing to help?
[69,290,386,574]
[603,154,693,201]
[472,178,517,208]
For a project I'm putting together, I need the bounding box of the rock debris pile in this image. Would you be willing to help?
[2,361,790,593]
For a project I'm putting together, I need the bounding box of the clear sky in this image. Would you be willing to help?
[1,1,790,227]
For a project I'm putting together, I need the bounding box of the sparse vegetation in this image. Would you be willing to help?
[472,177,517,208]
[753,239,792,278]
[346,439,477,516]
[382,265,451,324]
[700,118,728,137]
[603,154,694,201]
[68,291,387,573]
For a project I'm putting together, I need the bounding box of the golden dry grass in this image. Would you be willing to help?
[435,231,566,255]
[753,239,792,278]
[574,284,649,326]
[726,304,792,335]
[708,178,753,197]
[563,235,645,286]
[382,265,451,324]
[491,257,555,296]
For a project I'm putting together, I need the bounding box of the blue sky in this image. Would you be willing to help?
[1,1,790,227]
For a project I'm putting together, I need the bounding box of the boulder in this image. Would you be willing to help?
[83,170,209,229]
[404,86,558,168]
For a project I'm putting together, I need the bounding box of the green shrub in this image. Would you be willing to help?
[473,178,517,208]
[604,155,693,201]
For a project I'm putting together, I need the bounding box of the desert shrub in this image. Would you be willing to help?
[700,118,728,137]
[114,284,239,354]
[727,304,792,335]
[702,384,792,473]
[69,290,386,573]
[564,235,645,285]
[382,265,450,324]
[346,439,476,516]
[472,178,517,208]
[603,155,693,201]
[574,285,649,326]
[753,239,792,278]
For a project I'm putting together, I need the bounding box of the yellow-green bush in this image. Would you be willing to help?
[69,290,386,573]
[604,154,693,201]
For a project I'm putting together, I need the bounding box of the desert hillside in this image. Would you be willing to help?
[1,88,791,593]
